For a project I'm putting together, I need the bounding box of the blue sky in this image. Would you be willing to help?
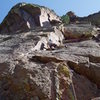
[0,0,100,23]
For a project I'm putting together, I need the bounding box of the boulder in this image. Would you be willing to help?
[59,24,97,41]
[0,3,61,34]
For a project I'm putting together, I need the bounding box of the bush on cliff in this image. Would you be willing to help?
[61,15,70,25]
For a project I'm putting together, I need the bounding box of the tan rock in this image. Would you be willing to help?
[0,3,61,34]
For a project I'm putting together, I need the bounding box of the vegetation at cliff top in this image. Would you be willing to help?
[61,14,70,25]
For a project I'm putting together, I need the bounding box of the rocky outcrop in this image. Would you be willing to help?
[0,25,100,99]
[0,3,61,34]
[0,2,100,100]
[32,27,64,51]
[59,24,98,42]
[63,11,100,27]
[79,11,100,27]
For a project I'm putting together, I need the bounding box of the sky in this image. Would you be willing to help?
[0,0,100,23]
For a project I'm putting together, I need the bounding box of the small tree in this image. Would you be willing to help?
[61,15,70,25]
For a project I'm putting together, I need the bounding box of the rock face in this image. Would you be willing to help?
[0,26,100,100]
[33,27,64,51]
[0,3,61,34]
[0,2,100,100]
[59,24,98,42]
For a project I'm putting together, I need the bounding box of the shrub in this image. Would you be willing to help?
[61,15,70,25]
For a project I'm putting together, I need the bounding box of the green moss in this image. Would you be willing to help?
[58,63,70,78]
[27,4,41,8]
[84,32,92,37]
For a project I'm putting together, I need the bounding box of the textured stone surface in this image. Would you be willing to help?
[0,3,61,34]
[59,24,98,41]
[0,2,100,100]
[33,27,64,50]
[0,26,100,99]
